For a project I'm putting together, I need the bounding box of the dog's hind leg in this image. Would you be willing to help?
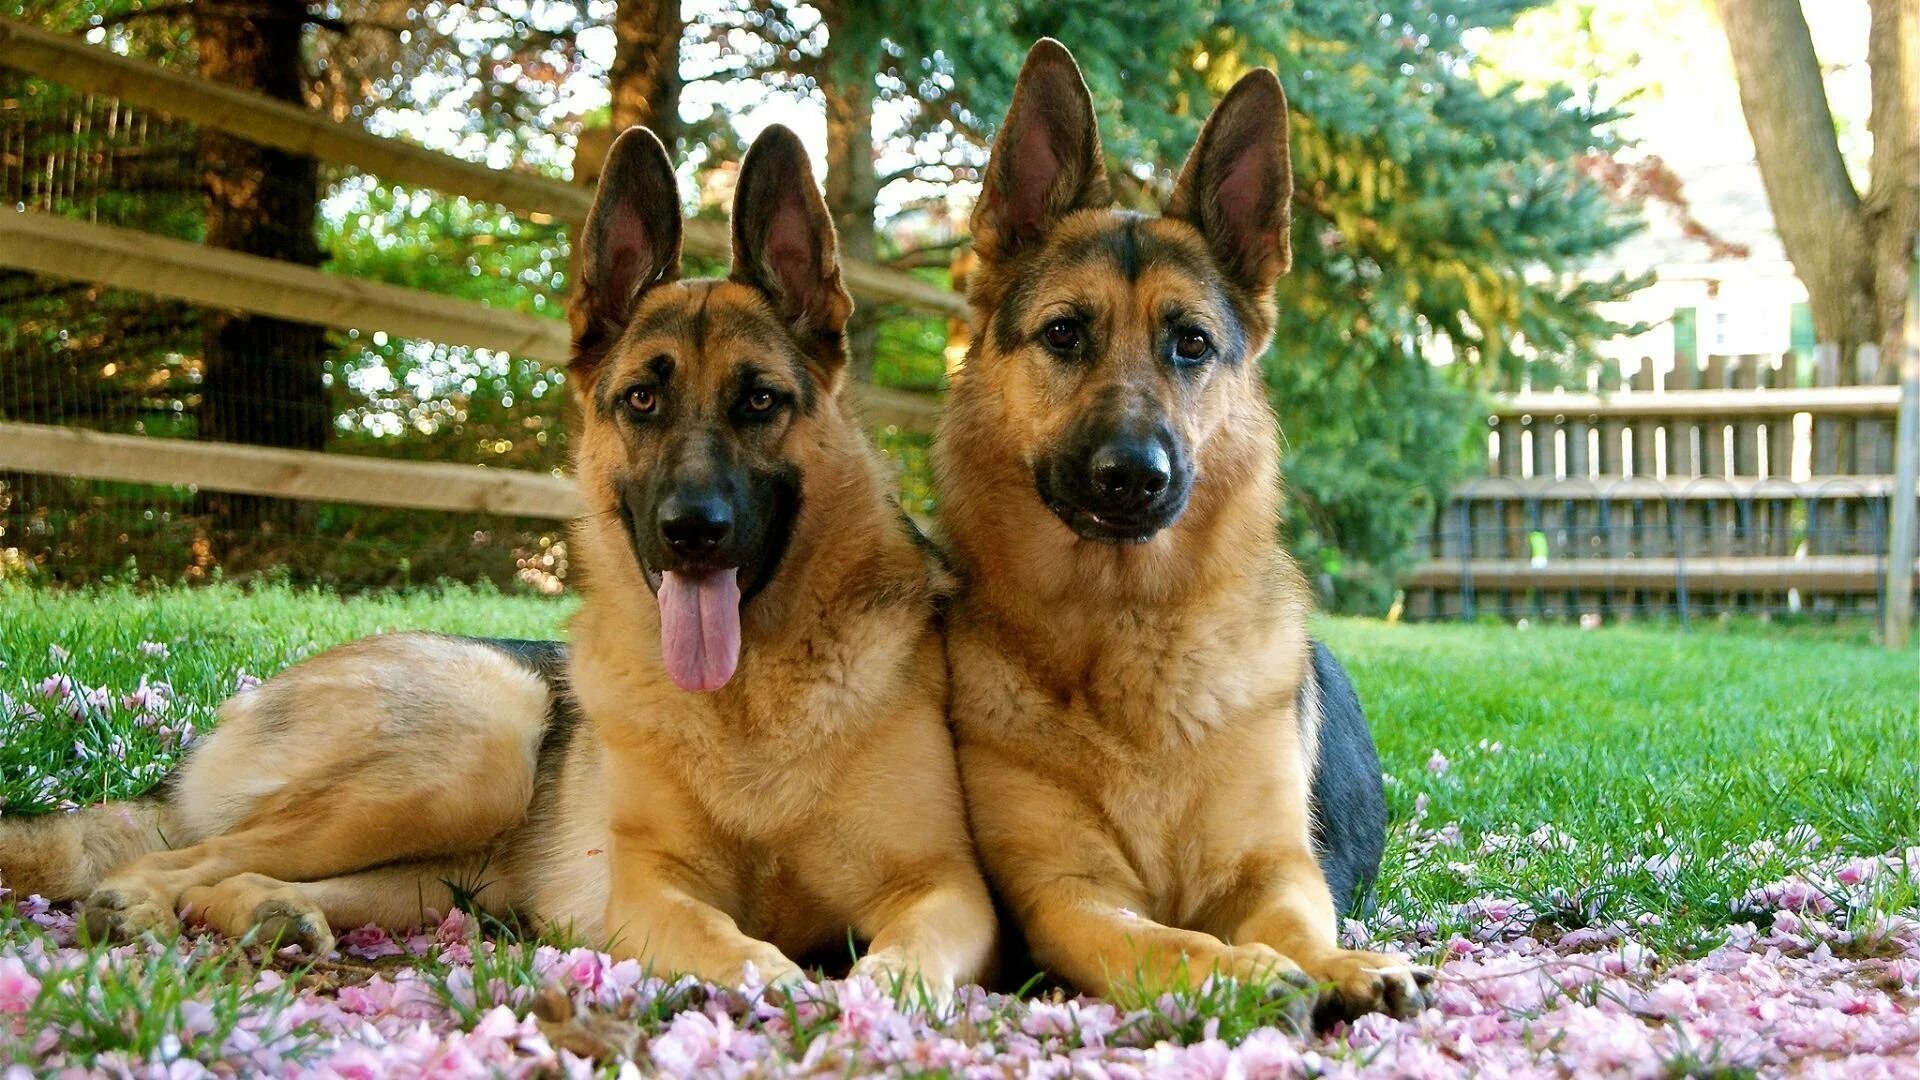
[180,873,341,955]
[81,757,534,943]
[78,633,553,943]
[1302,641,1386,916]
[181,854,505,954]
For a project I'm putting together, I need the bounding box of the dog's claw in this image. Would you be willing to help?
[1303,950,1433,1029]
[248,898,335,956]
[1256,969,1318,1036]
[80,887,179,943]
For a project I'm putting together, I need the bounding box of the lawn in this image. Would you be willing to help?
[1,582,1916,1076]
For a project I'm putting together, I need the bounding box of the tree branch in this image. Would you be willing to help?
[886,236,970,269]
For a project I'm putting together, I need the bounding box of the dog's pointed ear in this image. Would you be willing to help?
[571,126,683,370]
[971,39,1111,265]
[1166,69,1293,297]
[730,124,854,390]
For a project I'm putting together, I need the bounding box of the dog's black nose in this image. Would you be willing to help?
[1088,438,1172,511]
[658,491,732,559]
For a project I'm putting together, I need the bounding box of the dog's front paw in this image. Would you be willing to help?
[737,945,808,993]
[1212,943,1316,1034]
[1298,948,1432,1026]
[850,946,953,1008]
[80,886,179,943]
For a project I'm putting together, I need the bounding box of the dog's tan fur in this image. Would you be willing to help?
[0,126,994,998]
[933,41,1426,1023]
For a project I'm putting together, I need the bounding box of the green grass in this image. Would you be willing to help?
[1325,617,1920,956]
[1,581,1914,962]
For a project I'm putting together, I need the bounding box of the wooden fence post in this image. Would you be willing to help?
[1885,243,1919,648]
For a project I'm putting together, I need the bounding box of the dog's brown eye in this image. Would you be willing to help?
[745,388,776,413]
[626,387,657,415]
[1175,328,1211,362]
[1042,319,1081,353]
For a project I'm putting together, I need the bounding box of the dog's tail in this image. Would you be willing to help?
[0,788,177,902]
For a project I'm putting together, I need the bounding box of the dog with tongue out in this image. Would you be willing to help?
[554,122,996,997]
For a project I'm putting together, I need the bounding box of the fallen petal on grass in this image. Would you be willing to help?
[2,849,1915,1078]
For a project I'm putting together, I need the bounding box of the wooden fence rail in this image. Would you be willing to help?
[1,208,571,360]
[0,208,942,434]
[0,17,967,318]
[0,421,581,518]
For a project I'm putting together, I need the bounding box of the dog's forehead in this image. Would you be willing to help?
[993,213,1237,352]
[609,281,802,389]
[1023,216,1225,310]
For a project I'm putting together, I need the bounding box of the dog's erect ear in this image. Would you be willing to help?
[571,126,683,369]
[1166,69,1293,297]
[730,124,854,389]
[971,39,1111,265]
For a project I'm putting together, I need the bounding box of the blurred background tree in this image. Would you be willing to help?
[1713,0,1914,377]
[1,0,1643,604]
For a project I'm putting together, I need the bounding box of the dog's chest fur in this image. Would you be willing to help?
[953,559,1312,922]
[573,589,922,831]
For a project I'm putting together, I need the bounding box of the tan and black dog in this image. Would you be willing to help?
[0,125,995,998]
[934,40,1430,1025]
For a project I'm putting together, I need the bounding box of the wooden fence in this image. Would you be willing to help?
[1400,348,1920,623]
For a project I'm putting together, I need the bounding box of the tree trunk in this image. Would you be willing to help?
[1866,0,1919,372]
[1715,0,1878,353]
[820,5,884,383]
[195,1,328,543]
[611,0,682,146]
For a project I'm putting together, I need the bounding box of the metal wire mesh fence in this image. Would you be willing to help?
[0,277,576,589]
[1,72,575,589]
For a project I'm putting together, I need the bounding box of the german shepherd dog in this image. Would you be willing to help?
[934,41,1431,1025]
[0,126,995,997]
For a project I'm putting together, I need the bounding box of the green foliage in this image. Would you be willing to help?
[1271,353,1478,611]
[323,185,571,316]
[320,184,572,468]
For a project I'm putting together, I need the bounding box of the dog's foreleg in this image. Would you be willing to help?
[604,842,803,989]
[1021,882,1316,1019]
[1223,848,1432,1024]
[849,874,995,1004]
[965,750,1312,1018]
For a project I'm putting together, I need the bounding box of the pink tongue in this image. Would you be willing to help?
[657,568,742,692]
